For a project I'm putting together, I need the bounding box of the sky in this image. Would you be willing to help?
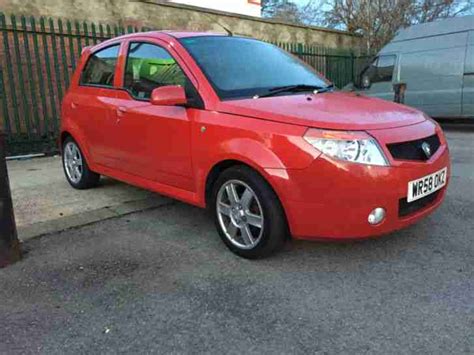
[287,0,474,15]
[291,0,332,11]
[292,0,313,6]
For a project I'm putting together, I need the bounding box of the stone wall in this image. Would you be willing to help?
[0,0,363,50]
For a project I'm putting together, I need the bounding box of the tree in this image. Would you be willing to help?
[323,0,473,51]
[262,0,328,24]
[263,0,473,51]
[261,0,302,23]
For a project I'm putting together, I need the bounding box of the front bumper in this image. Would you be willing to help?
[266,121,451,240]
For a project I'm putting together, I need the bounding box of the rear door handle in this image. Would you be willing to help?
[71,102,79,109]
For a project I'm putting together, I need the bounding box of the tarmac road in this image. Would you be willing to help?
[0,125,473,354]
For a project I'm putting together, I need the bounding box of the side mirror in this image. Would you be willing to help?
[361,74,371,89]
[150,85,187,106]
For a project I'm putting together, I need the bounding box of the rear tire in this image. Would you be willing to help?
[62,136,100,189]
[211,165,287,259]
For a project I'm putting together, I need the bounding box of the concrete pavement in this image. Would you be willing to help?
[8,156,171,241]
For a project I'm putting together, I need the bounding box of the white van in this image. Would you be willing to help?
[351,15,474,119]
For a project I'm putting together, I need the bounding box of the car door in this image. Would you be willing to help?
[74,44,121,167]
[360,54,397,102]
[108,40,200,191]
[462,30,474,118]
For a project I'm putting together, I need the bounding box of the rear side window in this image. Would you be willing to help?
[80,45,120,87]
[124,42,187,99]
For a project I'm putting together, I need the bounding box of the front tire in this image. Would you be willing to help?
[211,165,287,259]
[62,137,100,189]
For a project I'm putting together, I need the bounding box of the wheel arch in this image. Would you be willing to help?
[204,160,282,211]
[59,131,73,152]
[204,159,291,239]
[205,159,244,207]
[59,129,95,170]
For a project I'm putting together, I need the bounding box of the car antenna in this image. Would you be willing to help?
[218,23,233,36]
[202,13,233,36]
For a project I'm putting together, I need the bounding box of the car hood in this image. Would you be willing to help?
[216,92,427,130]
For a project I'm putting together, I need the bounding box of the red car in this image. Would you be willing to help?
[60,32,450,258]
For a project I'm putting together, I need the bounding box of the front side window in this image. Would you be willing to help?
[80,45,120,87]
[179,36,330,100]
[124,42,187,99]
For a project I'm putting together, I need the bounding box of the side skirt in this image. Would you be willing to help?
[92,163,205,208]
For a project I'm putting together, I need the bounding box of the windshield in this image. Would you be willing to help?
[179,36,330,100]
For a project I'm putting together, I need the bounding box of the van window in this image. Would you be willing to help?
[376,55,396,82]
[80,45,120,87]
[124,42,187,99]
[364,55,396,84]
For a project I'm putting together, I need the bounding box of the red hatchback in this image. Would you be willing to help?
[61,32,450,258]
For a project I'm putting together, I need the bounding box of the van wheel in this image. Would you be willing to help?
[211,165,287,259]
[62,137,100,189]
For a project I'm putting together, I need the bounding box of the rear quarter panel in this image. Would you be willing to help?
[60,49,94,163]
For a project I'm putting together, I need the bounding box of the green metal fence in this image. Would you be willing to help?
[0,12,371,156]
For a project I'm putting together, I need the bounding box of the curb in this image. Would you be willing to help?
[18,198,174,242]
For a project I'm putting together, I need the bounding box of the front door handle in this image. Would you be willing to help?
[115,106,128,124]
[116,106,128,116]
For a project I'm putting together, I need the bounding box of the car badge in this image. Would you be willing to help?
[421,142,432,158]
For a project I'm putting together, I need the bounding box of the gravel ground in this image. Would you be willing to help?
[0,125,472,354]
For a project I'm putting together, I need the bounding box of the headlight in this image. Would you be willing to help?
[303,128,389,166]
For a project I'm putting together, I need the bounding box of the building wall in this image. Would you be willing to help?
[0,0,362,50]
[169,0,262,17]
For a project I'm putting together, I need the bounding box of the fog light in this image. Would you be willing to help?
[368,208,386,225]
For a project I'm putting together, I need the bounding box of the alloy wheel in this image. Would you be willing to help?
[63,141,83,184]
[216,179,264,249]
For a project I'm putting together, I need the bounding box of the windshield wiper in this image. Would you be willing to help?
[256,84,334,98]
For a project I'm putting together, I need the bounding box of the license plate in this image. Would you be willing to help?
[407,167,447,203]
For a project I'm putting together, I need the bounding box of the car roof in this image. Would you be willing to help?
[103,30,228,42]
[85,31,243,54]
[89,31,228,49]
[160,31,228,38]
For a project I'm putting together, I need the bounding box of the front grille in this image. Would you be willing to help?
[387,134,441,161]
[398,190,441,217]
